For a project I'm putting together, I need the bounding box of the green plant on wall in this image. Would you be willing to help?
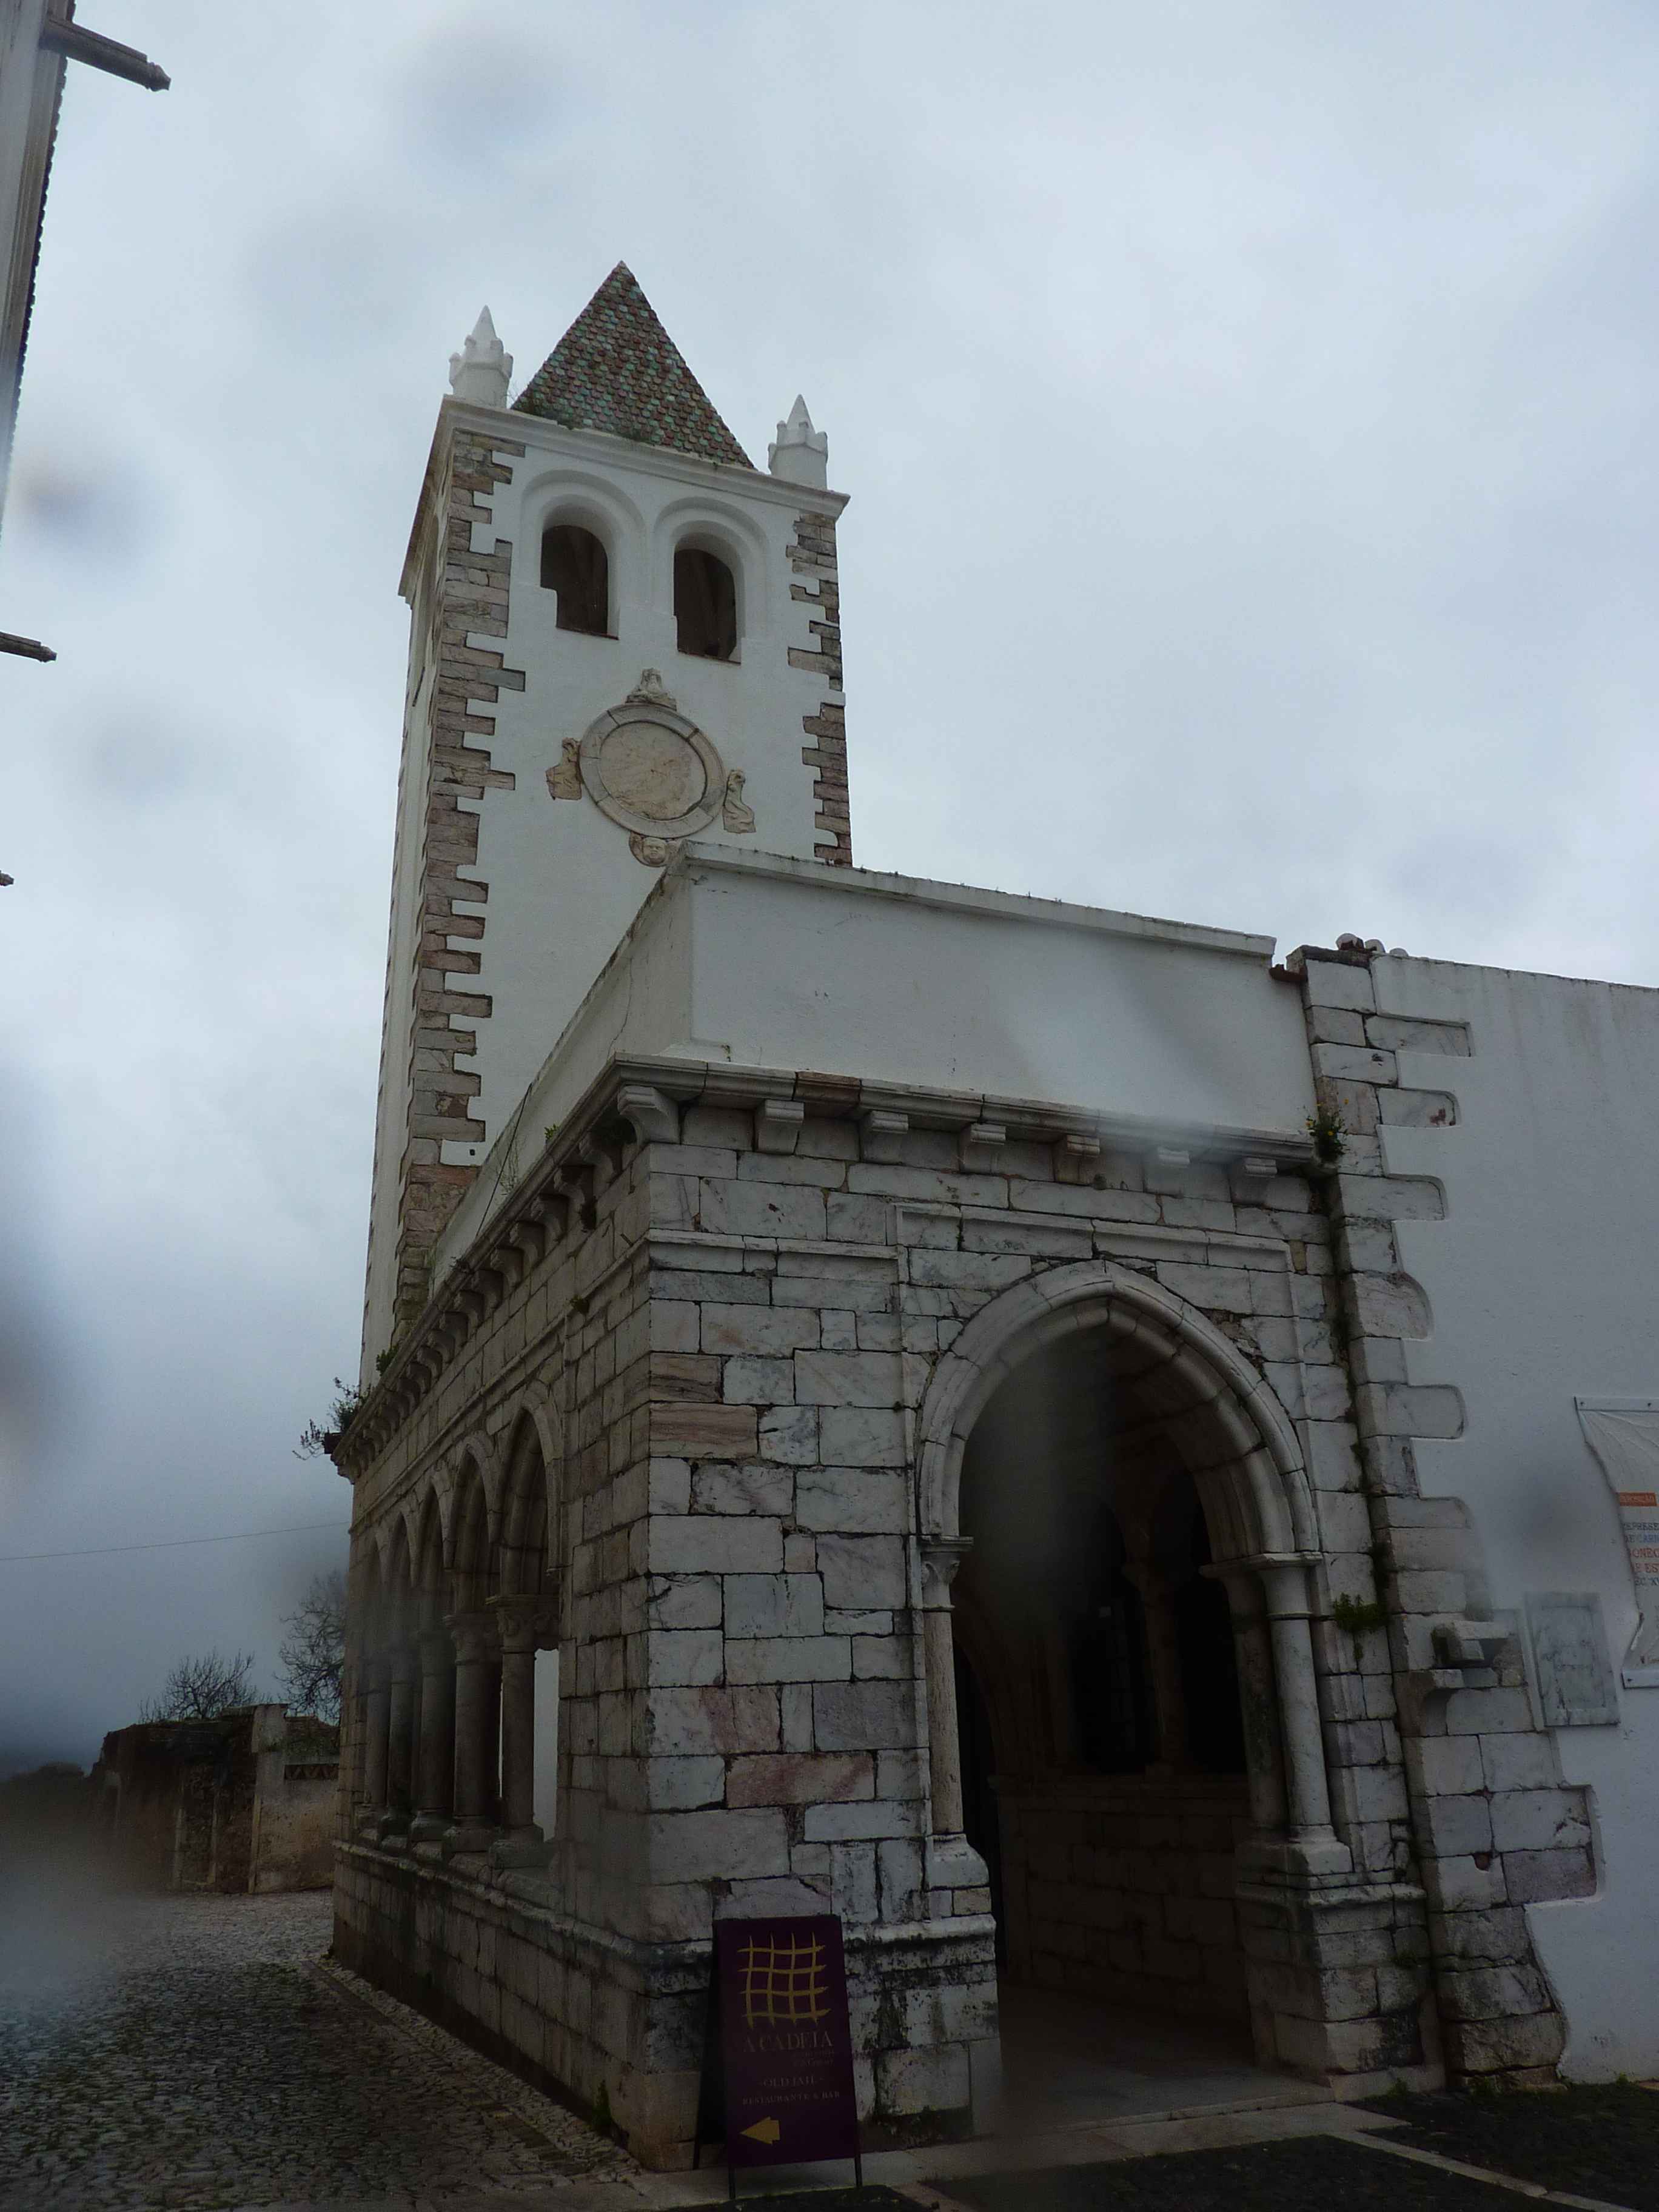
[1307,1104,1347,1165]
[294,1376,367,1460]
[1332,1592,1388,1638]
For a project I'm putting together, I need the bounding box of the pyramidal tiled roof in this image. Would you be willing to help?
[512,263,753,468]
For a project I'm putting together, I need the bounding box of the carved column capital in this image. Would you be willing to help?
[444,1609,498,1666]
[919,1535,973,1611]
[489,1590,560,1654]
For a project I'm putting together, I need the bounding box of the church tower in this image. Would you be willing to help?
[363,266,851,1366]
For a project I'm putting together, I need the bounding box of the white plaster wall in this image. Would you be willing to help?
[435,847,1314,1269]
[450,416,846,1178]
[682,851,1313,1134]
[1377,955,1659,2077]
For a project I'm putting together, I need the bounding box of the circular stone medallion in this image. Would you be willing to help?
[577,698,726,840]
[597,720,708,822]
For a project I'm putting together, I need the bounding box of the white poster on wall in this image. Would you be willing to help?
[1575,1396,1659,1687]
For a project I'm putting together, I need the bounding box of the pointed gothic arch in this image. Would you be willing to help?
[917,1261,1318,1561]
[497,1411,550,1599]
[449,1456,497,1613]
[914,1256,1349,2059]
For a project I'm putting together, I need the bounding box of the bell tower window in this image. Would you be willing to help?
[674,547,737,661]
[540,523,610,636]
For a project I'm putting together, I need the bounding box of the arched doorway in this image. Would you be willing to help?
[953,1324,1253,2033]
[917,1264,1350,2102]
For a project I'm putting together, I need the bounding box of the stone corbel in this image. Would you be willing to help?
[616,1083,680,1147]
[860,1108,908,1164]
[555,1148,598,1229]
[491,1237,528,1292]
[529,1190,569,1244]
[756,1098,805,1155]
[1396,1614,1523,1734]
[1230,1155,1279,1199]
[959,1121,1006,1173]
[501,1218,543,1274]
[1054,1131,1101,1185]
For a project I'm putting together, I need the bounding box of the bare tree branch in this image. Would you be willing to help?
[276,1570,346,1723]
[139,1648,261,1721]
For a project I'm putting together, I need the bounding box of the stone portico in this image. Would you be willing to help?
[332,843,1475,2162]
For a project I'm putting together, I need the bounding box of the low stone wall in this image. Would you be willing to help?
[999,1775,1252,2020]
[334,1842,996,2168]
[251,1769,337,1892]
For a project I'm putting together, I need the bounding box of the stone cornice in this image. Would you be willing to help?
[334,1050,1314,1485]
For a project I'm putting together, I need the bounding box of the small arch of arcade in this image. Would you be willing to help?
[349,1397,563,1869]
[916,1264,1344,2068]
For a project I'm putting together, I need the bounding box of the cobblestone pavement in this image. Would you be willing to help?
[0,1875,637,2211]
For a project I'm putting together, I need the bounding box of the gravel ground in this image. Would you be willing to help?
[0,1876,634,2211]
[931,2134,1552,2212]
[1359,2083,1659,2210]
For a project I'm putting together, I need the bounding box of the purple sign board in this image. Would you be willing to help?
[713,1914,860,2173]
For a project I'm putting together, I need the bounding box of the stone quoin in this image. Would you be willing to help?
[330,264,1659,2168]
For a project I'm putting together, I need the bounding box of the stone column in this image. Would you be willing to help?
[489,1590,558,1869]
[1125,1563,1190,1770]
[921,1538,973,1832]
[919,1537,987,1902]
[380,1641,417,1843]
[1251,1558,1351,1879]
[360,1654,391,1834]
[445,1610,500,1855]
[1208,1564,1287,1837]
[410,1626,456,1848]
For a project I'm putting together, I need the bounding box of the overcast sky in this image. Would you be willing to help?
[4,0,1659,1772]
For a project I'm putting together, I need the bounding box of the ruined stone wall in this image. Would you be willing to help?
[251,1720,340,1894]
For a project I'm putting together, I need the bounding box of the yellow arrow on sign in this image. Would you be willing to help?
[740,2118,781,2145]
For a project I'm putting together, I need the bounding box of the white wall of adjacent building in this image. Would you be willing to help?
[1379,953,1659,2077]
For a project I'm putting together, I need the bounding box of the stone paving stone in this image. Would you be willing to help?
[929,2134,1543,2211]
[1359,2084,1659,2211]
[0,1886,635,2211]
